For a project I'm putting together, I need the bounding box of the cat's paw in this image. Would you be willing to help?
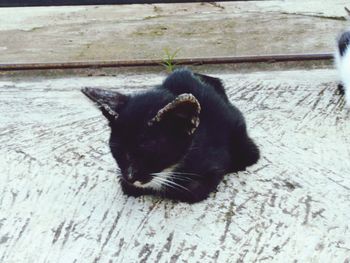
[161,180,211,203]
[183,193,210,204]
[182,181,213,203]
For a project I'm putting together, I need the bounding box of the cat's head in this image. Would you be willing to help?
[81,87,200,189]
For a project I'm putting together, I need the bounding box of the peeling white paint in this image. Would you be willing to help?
[0,68,350,262]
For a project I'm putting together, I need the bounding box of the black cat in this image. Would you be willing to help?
[82,69,260,203]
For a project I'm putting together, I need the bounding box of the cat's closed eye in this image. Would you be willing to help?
[138,138,170,157]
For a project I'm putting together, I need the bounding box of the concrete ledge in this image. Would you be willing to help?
[0,1,349,63]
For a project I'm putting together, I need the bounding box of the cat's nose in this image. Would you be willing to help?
[126,174,135,183]
[125,167,136,183]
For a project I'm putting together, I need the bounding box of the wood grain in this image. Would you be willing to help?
[0,1,348,64]
[0,68,349,262]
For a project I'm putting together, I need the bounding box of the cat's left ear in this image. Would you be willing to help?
[148,93,201,135]
[81,87,128,121]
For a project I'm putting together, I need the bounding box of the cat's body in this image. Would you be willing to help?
[336,7,350,107]
[82,69,259,203]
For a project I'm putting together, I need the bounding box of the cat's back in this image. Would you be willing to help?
[161,69,259,175]
[161,69,226,101]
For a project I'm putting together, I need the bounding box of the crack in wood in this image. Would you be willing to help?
[154,231,174,262]
[138,243,155,263]
[219,200,236,244]
[302,195,312,225]
[52,221,65,244]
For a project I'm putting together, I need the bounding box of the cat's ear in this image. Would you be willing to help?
[81,87,128,121]
[148,93,201,135]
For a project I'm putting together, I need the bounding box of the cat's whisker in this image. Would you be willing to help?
[151,172,177,179]
[168,174,194,182]
[152,171,200,177]
[154,179,184,192]
[151,173,188,184]
[172,171,197,175]
[152,176,176,186]
[151,172,196,183]
[149,179,163,191]
[172,172,201,177]
[152,177,174,187]
[152,175,198,185]
[152,176,190,192]
[151,177,178,191]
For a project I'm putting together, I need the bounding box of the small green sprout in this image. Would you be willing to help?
[161,48,180,73]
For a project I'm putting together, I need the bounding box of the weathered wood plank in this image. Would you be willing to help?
[0,1,348,63]
[0,68,350,262]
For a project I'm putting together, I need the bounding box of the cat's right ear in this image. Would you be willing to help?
[148,93,201,135]
[81,87,128,121]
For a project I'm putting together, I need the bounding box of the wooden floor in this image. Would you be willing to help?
[1,67,350,262]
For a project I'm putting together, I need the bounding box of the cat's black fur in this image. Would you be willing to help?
[338,31,350,57]
[82,69,260,203]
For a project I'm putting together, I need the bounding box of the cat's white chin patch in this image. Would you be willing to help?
[133,179,163,191]
[133,181,144,187]
[132,164,178,191]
